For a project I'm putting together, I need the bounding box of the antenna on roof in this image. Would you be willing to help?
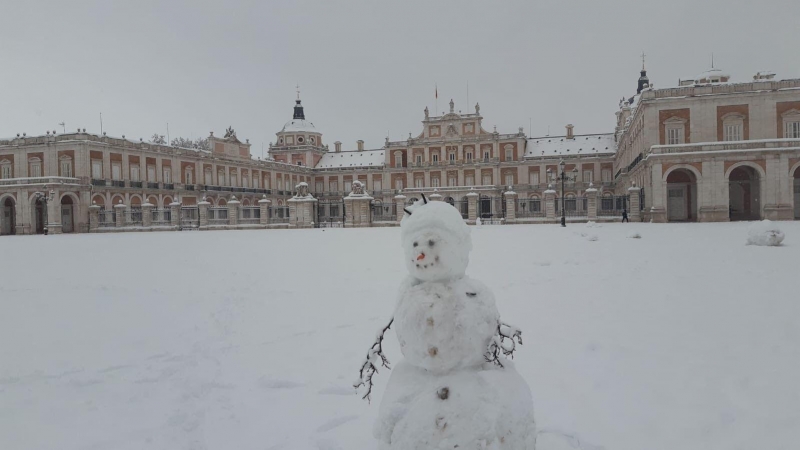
[711,53,715,69]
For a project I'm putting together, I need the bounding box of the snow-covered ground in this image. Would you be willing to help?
[1,222,798,450]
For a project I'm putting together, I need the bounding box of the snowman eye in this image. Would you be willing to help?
[413,242,418,247]
[428,240,435,247]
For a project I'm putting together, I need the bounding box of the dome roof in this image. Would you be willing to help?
[695,67,730,83]
[281,119,318,133]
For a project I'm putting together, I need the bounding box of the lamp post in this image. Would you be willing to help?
[548,160,578,227]
[34,187,55,235]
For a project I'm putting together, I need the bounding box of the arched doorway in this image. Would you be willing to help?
[666,169,697,221]
[60,195,75,233]
[33,196,46,234]
[793,166,800,219]
[1,196,15,235]
[729,166,761,221]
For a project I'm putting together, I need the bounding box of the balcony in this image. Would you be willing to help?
[649,138,800,156]
[130,181,143,188]
[0,176,81,187]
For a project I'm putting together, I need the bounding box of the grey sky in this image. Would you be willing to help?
[3,0,799,155]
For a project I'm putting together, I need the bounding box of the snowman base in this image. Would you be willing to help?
[375,359,536,450]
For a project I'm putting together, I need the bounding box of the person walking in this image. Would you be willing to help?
[622,208,629,223]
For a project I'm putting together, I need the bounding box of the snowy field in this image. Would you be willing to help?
[1,222,799,450]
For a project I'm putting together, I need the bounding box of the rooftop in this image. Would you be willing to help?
[315,149,385,169]
[525,133,616,158]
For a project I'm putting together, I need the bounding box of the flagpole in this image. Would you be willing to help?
[435,82,438,116]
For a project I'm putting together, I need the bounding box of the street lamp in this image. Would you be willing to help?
[548,160,578,227]
[34,187,55,235]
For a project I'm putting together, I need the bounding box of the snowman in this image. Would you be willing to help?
[355,195,536,450]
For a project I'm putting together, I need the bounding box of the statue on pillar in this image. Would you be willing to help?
[295,182,309,198]
[351,180,365,195]
[449,99,455,114]
[424,106,429,119]
[475,102,480,115]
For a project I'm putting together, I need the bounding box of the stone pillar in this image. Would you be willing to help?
[169,201,181,227]
[628,183,641,222]
[197,199,210,227]
[429,191,443,202]
[649,162,667,223]
[544,186,556,220]
[466,191,478,223]
[114,201,127,227]
[394,194,407,223]
[258,195,271,226]
[228,195,240,226]
[89,203,101,231]
[344,194,374,227]
[504,190,517,222]
[141,202,154,227]
[585,185,598,221]
[287,196,317,228]
[47,192,63,234]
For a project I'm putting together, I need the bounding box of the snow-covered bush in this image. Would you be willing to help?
[746,220,785,247]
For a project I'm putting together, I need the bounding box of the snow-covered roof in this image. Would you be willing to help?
[281,119,318,133]
[315,149,385,168]
[695,67,730,82]
[525,133,616,157]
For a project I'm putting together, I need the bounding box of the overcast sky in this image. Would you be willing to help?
[2,0,799,155]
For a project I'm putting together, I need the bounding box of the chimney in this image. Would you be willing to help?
[334,141,342,152]
[357,140,364,151]
[566,124,574,140]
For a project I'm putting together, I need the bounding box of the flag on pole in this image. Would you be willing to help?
[435,83,438,99]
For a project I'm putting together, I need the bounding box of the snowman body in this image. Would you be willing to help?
[373,201,535,450]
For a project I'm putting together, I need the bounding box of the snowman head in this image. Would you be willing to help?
[400,198,472,282]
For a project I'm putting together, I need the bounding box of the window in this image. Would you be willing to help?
[185,168,193,185]
[92,160,103,179]
[416,155,422,165]
[394,152,403,168]
[316,182,324,192]
[414,178,423,188]
[242,175,248,187]
[724,123,742,141]
[505,173,514,187]
[505,147,513,161]
[431,177,440,187]
[29,158,42,177]
[601,169,612,183]
[483,151,490,160]
[162,167,171,183]
[466,152,473,161]
[395,178,404,190]
[432,154,439,163]
[664,117,686,145]
[531,172,540,186]
[218,170,225,185]
[482,174,492,185]
[330,180,338,192]
[583,170,592,184]
[60,158,73,178]
[309,137,315,144]
[785,119,800,138]
[285,179,291,191]
[296,161,303,166]
[253,177,259,189]
[205,169,212,185]
[264,177,270,189]
[230,172,238,186]
[565,196,577,211]
[722,114,744,141]
[465,175,474,186]
[130,165,140,182]
[297,136,304,144]
[373,179,382,191]
[111,163,121,181]
[1,161,11,179]
[449,152,455,162]
[448,176,456,187]
[148,165,156,182]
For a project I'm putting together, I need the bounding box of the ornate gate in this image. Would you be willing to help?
[315,199,345,228]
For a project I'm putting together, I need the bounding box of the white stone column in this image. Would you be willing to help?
[586,185,598,221]
[504,190,517,222]
[394,194,407,223]
[141,202,154,227]
[544,186,556,220]
[228,196,240,226]
[89,203,101,231]
[114,201,127,228]
[258,195,271,226]
[466,191,478,223]
[169,200,181,227]
[197,199,210,227]
[649,162,666,223]
[628,183,641,222]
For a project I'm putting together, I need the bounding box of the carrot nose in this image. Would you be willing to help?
[416,253,425,261]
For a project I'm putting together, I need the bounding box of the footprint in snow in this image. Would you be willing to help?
[259,377,305,389]
[316,415,359,433]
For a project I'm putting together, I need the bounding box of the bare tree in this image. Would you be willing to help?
[150,133,166,144]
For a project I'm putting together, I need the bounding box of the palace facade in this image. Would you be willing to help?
[1,65,799,235]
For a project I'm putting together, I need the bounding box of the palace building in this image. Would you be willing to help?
[1,65,799,235]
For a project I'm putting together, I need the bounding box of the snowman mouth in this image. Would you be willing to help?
[414,256,439,270]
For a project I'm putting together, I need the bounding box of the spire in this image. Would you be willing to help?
[293,85,305,120]
[637,52,650,94]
